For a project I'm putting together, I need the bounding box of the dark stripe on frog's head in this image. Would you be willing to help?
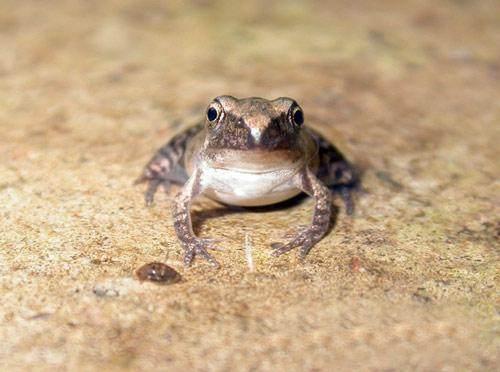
[204,95,304,150]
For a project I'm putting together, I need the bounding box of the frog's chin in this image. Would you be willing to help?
[212,163,303,175]
[202,148,307,174]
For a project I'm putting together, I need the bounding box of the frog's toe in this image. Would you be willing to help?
[271,230,316,258]
[183,238,221,268]
[270,238,303,256]
[144,179,172,206]
[332,185,356,215]
[270,242,284,250]
[144,179,161,206]
[195,248,220,268]
[271,242,296,256]
[183,249,195,266]
[298,242,315,258]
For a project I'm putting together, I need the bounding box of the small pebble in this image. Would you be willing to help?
[135,262,181,284]
[93,285,119,297]
[349,256,365,273]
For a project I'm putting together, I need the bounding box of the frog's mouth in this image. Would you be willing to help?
[203,148,308,174]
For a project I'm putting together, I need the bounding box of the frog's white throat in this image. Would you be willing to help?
[201,163,303,206]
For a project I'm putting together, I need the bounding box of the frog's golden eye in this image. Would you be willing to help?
[291,106,304,126]
[206,101,223,123]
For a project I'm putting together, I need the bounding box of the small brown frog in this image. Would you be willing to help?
[137,96,358,267]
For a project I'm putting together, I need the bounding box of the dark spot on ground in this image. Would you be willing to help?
[135,262,182,284]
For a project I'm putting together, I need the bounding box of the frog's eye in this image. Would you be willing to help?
[206,101,223,123]
[291,106,304,126]
[207,107,218,121]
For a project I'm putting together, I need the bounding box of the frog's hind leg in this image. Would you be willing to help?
[136,124,203,205]
[308,128,360,215]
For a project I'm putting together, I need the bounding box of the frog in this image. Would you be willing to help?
[137,96,359,267]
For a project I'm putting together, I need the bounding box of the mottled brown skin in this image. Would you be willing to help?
[137,96,359,267]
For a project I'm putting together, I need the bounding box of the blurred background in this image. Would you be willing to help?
[0,0,498,370]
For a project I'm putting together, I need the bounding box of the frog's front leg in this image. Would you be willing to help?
[272,167,332,258]
[173,169,221,268]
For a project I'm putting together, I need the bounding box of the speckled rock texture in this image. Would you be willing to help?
[0,0,498,370]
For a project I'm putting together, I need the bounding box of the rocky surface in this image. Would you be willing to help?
[0,0,498,370]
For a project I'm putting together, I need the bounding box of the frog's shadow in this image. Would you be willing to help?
[192,193,340,237]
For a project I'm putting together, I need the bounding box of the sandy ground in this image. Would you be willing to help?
[0,0,499,370]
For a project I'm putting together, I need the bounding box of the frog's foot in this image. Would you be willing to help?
[134,176,171,206]
[183,238,222,268]
[270,228,318,258]
[334,185,356,216]
[135,161,188,206]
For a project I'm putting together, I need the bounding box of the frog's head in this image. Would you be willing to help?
[203,95,304,150]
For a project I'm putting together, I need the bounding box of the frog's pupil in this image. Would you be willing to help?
[293,109,304,125]
[207,107,218,121]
